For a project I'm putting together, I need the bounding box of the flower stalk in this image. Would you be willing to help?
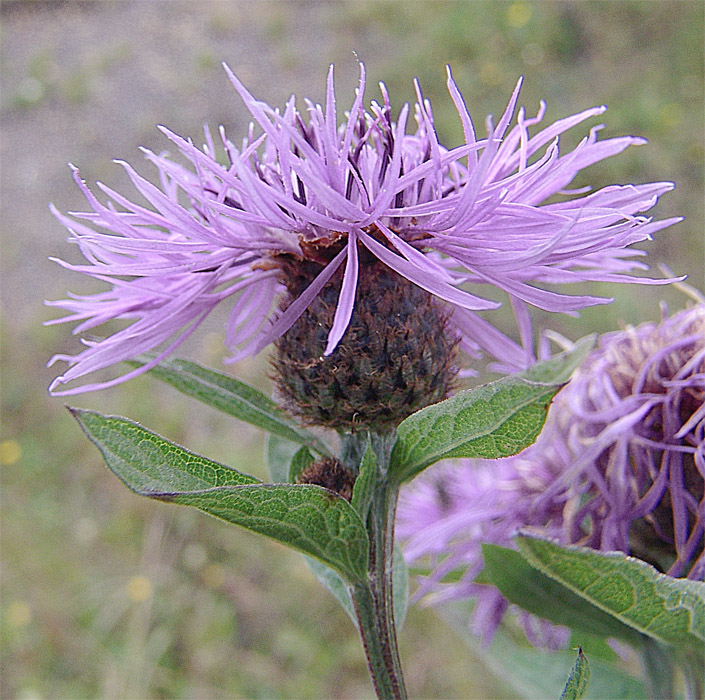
[351,575,406,700]
[349,432,407,700]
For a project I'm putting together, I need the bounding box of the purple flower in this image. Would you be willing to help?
[47,63,680,394]
[398,303,705,643]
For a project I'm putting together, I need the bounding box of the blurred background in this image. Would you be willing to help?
[1,1,703,698]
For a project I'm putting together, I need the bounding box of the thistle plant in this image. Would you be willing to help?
[46,62,697,698]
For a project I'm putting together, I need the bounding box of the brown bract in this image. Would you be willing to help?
[271,253,459,431]
[297,457,356,502]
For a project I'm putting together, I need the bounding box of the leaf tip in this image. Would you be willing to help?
[66,405,95,434]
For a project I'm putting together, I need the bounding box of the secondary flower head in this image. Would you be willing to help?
[398,302,705,643]
[47,62,680,398]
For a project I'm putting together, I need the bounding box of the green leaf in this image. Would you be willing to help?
[520,334,595,383]
[288,445,315,483]
[480,544,643,646]
[351,441,377,519]
[559,648,590,700]
[304,545,409,632]
[516,535,705,653]
[392,544,410,630]
[265,433,301,483]
[129,356,330,456]
[443,602,647,700]
[170,486,369,583]
[408,564,465,585]
[70,407,261,491]
[390,376,556,480]
[305,556,357,625]
[390,338,594,482]
[71,408,369,583]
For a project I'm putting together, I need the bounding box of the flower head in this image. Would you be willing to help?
[47,63,680,395]
[398,303,705,643]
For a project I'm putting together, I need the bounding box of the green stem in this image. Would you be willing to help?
[346,432,407,699]
[370,480,406,695]
[351,578,405,700]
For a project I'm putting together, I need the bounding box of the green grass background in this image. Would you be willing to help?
[1,1,703,698]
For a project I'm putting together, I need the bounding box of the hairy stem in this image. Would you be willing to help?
[348,431,407,700]
[370,480,406,694]
[351,577,405,700]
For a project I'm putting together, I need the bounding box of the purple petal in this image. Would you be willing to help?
[324,233,359,355]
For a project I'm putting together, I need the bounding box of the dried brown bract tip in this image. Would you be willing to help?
[297,457,356,502]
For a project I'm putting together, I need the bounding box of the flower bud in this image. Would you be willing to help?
[297,456,356,501]
[272,252,459,431]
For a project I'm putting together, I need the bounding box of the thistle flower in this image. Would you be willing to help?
[47,62,680,419]
[397,303,705,643]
